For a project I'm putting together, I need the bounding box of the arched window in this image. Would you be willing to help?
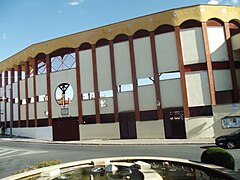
[35,53,47,74]
[50,48,75,72]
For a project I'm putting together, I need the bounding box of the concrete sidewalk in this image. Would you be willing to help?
[0,136,215,145]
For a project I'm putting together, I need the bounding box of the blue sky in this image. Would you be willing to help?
[0,0,239,61]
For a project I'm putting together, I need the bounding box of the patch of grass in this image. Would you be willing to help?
[14,160,62,174]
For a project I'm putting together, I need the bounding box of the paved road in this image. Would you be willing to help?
[0,141,239,178]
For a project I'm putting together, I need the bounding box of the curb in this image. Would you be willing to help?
[0,138,215,146]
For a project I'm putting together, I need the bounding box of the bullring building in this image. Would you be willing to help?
[1,4,240,141]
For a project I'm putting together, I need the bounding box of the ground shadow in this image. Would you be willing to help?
[200,145,218,149]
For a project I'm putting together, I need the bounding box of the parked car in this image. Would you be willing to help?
[215,130,240,149]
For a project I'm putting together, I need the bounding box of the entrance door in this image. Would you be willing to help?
[119,112,137,139]
[52,118,80,141]
[163,107,186,139]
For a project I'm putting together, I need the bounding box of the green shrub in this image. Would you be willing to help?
[201,147,235,170]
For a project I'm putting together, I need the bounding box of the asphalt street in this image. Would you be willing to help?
[0,141,239,179]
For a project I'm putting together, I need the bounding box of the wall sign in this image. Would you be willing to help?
[222,117,240,128]
[61,107,69,116]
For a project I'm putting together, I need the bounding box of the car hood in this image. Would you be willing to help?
[216,135,229,139]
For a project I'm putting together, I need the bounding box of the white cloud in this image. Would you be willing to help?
[231,0,239,4]
[68,0,84,6]
[208,0,220,4]
[208,0,239,4]
[2,33,7,39]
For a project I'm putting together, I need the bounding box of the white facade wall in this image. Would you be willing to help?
[0,102,4,121]
[213,69,232,91]
[82,100,95,115]
[118,91,134,112]
[36,74,47,96]
[6,102,10,121]
[13,103,18,120]
[180,27,206,65]
[29,103,34,120]
[20,80,25,100]
[136,120,165,138]
[0,87,3,97]
[114,41,132,85]
[114,40,135,113]
[138,85,157,111]
[6,126,53,141]
[185,117,215,138]
[37,102,48,119]
[20,105,26,120]
[79,49,96,116]
[185,71,211,107]
[80,123,120,140]
[100,97,114,114]
[6,85,10,98]
[134,37,153,78]
[134,37,156,112]
[160,78,183,108]
[50,69,78,118]
[155,32,179,73]
[28,77,34,98]
[96,45,112,91]
[207,27,228,62]
[79,49,94,93]
[12,83,18,98]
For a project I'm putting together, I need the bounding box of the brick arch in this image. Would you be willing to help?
[180,19,202,29]
[79,42,92,50]
[207,18,224,26]
[50,48,75,58]
[229,19,240,26]
[34,53,47,75]
[133,29,149,39]
[229,19,240,36]
[96,38,109,48]
[154,24,174,35]
[35,53,46,61]
[113,34,129,43]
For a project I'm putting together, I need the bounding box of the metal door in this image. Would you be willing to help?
[119,112,137,139]
[163,107,186,139]
[52,117,80,141]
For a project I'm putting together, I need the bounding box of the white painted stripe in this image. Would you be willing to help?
[20,151,48,155]
[0,151,48,159]
[0,149,9,153]
[0,150,17,157]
